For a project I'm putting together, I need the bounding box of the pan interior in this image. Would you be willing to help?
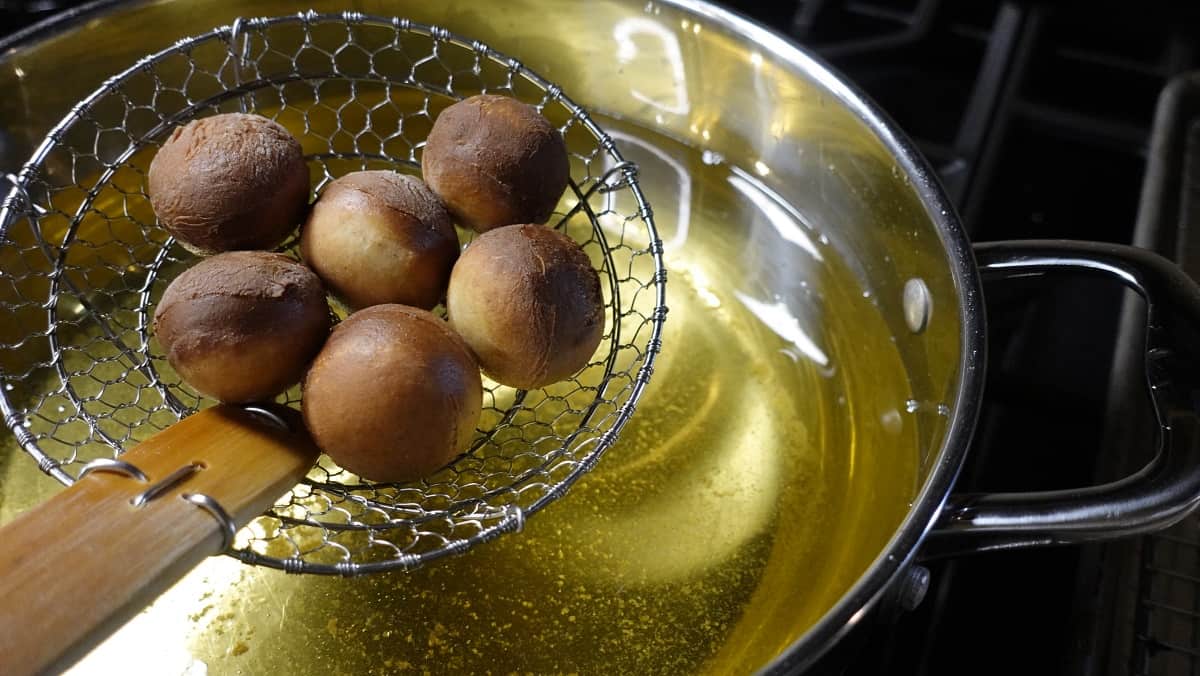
[2,111,920,674]
[0,0,969,672]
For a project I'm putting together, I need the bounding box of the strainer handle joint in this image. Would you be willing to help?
[0,405,319,676]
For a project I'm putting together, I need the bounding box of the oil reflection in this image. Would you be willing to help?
[732,290,829,368]
[64,556,246,676]
[727,169,823,261]
[612,17,690,116]
[609,129,691,254]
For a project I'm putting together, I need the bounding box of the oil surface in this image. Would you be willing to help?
[0,117,919,675]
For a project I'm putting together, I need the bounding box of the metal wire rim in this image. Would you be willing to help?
[0,10,667,575]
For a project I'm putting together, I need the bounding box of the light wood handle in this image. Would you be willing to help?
[0,405,320,676]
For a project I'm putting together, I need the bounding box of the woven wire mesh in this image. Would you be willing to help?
[0,12,666,574]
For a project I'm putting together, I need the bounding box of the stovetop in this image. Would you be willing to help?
[3,1,1199,674]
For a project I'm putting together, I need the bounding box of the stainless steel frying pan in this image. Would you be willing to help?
[2,1,1199,673]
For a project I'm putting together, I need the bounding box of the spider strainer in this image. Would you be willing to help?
[0,12,666,575]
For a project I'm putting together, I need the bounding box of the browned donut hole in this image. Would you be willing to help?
[302,304,483,483]
[300,171,459,311]
[446,224,604,390]
[148,113,310,254]
[422,95,570,234]
[153,251,331,403]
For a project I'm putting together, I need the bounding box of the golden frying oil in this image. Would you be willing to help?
[0,117,919,675]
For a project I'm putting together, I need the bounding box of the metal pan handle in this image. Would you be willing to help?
[923,240,1200,559]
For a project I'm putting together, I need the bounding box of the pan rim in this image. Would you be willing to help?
[653,0,987,672]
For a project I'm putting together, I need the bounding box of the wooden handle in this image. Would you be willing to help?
[0,405,320,676]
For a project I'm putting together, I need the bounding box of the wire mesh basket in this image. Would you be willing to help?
[0,11,666,575]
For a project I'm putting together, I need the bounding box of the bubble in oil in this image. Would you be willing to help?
[880,410,903,435]
[904,399,950,416]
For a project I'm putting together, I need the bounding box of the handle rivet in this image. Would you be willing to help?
[182,492,238,552]
[903,278,932,334]
[898,564,931,611]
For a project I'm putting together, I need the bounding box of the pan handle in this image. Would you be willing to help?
[922,240,1200,559]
